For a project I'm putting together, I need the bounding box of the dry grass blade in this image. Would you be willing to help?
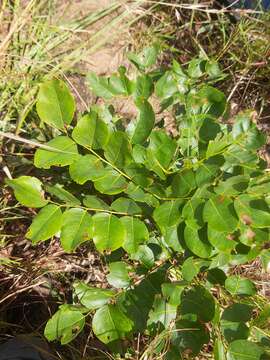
[0,131,77,154]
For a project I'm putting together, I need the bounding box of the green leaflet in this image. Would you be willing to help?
[34,136,79,169]
[222,303,253,323]
[120,216,149,254]
[215,175,250,196]
[92,213,125,252]
[225,276,257,296]
[128,45,158,70]
[147,295,178,329]
[92,304,133,344]
[60,208,92,252]
[145,130,177,179]
[134,74,154,100]
[6,176,48,208]
[118,270,165,331]
[36,79,75,130]
[172,319,210,356]
[155,71,178,100]
[72,111,109,149]
[208,227,237,252]
[203,196,239,233]
[234,194,270,228]
[46,184,80,206]
[130,99,155,144]
[180,285,215,322]
[73,282,115,310]
[26,204,62,243]
[93,169,127,195]
[44,304,85,345]
[184,226,212,258]
[221,320,249,343]
[161,283,183,306]
[153,200,183,228]
[110,197,141,215]
[69,154,104,184]
[182,197,205,229]
[171,169,196,197]
[87,72,113,99]
[182,257,209,282]
[130,244,155,268]
[83,195,109,211]
[227,340,265,360]
[104,131,132,168]
[107,261,131,288]
[188,58,206,78]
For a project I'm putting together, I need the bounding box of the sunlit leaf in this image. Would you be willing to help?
[73,282,115,310]
[203,196,238,232]
[129,99,155,144]
[69,154,104,184]
[37,79,75,129]
[26,204,62,243]
[120,216,149,254]
[34,136,79,169]
[92,304,133,344]
[104,131,132,168]
[107,261,131,288]
[92,213,125,252]
[225,276,256,296]
[60,208,92,252]
[93,169,127,195]
[44,304,84,345]
[72,111,109,149]
[6,176,48,208]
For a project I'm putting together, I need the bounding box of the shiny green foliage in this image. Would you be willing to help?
[6,49,270,359]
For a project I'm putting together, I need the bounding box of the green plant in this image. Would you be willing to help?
[5,47,270,359]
